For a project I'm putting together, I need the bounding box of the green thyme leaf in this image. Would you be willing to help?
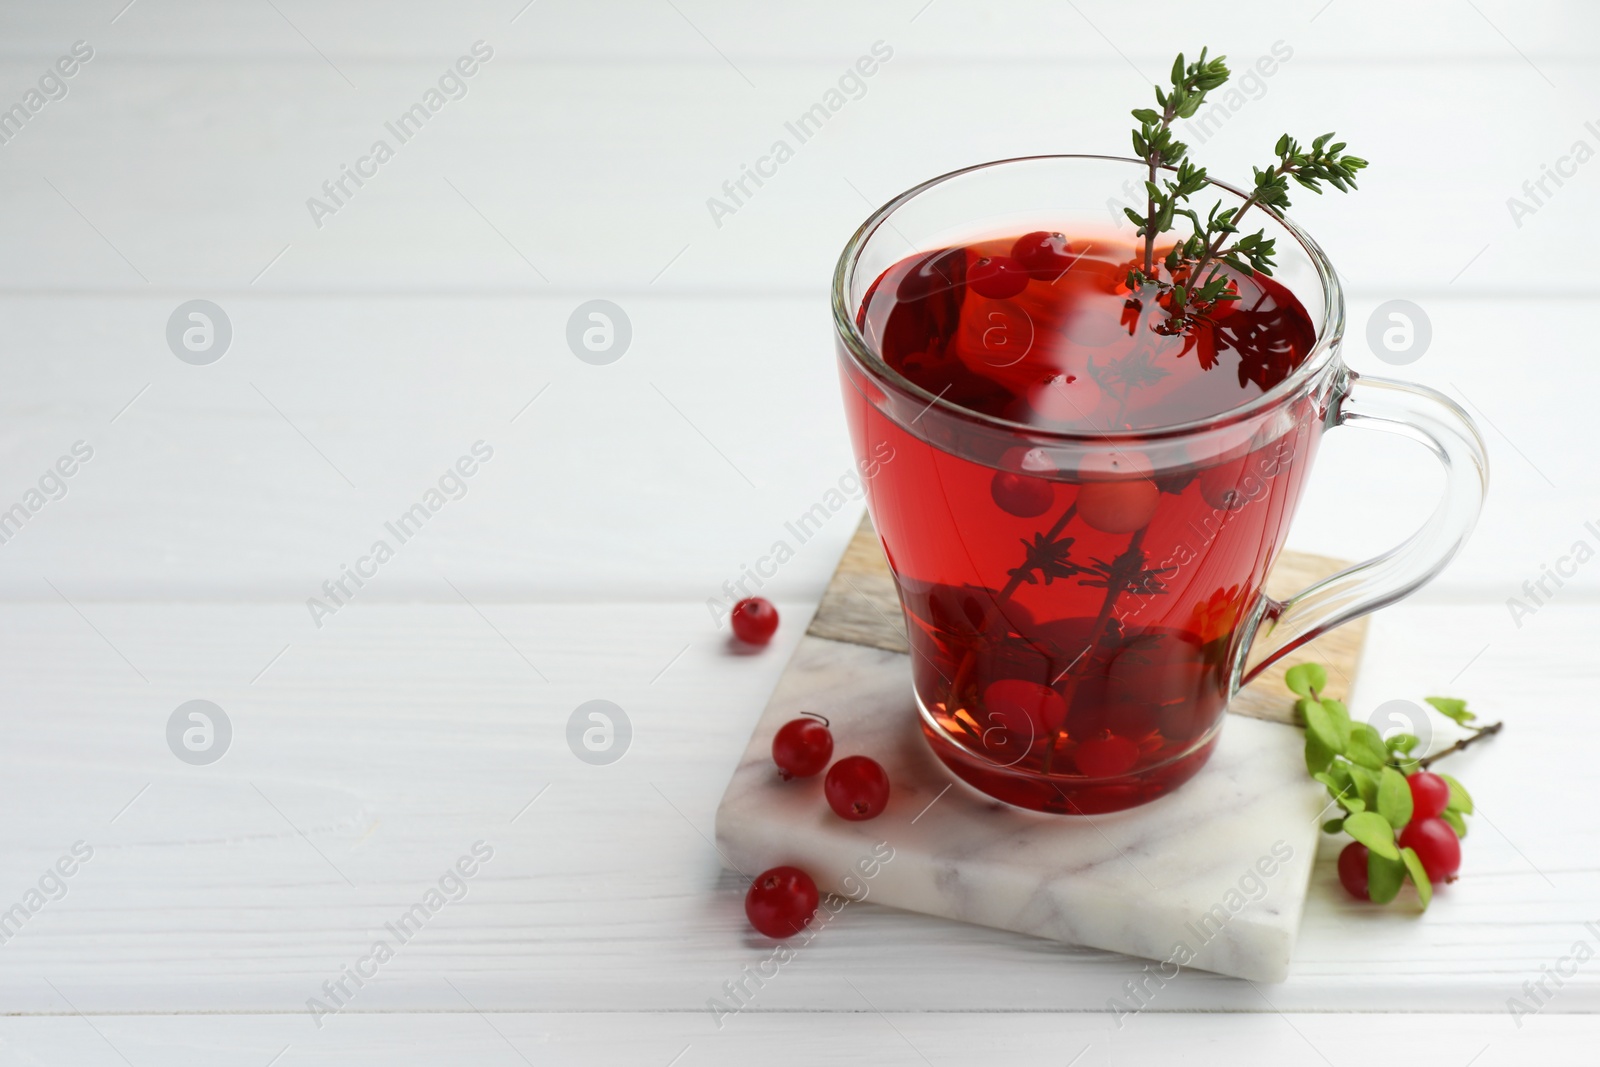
[1322,817,1346,835]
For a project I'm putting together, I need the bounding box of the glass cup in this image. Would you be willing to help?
[833,155,1488,814]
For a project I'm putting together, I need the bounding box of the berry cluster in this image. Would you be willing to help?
[966,230,1084,302]
[772,715,890,821]
[1287,664,1495,909]
[723,596,897,936]
[745,716,894,938]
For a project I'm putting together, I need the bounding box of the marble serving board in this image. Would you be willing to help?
[714,518,1369,983]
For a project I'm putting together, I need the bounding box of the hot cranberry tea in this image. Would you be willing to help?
[835,68,1482,815]
[842,232,1324,813]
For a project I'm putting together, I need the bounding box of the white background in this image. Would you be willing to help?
[0,0,1595,1062]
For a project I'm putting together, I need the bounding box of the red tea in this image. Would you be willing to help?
[843,233,1324,812]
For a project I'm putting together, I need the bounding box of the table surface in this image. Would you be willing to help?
[1,1,1596,1062]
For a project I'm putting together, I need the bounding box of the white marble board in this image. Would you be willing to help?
[715,634,1327,983]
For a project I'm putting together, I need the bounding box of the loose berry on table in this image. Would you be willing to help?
[744,865,819,938]
[824,755,890,821]
[731,597,779,645]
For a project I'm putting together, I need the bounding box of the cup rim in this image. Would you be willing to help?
[831,153,1347,443]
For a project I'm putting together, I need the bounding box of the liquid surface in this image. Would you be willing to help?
[858,234,1317,432]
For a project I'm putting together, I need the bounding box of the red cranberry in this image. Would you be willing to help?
[1337,841,1370,901]
[772,714,833,779]
[730,597,779,644]
[744,865,819,938]
[824,755,890,820]
[968,255,1030,299]
[990,446,1055,517]
[991,471,1053,517]
[1407,772,1450,821]
[1076,479,1160,534]
[1399,817,1461,883]
[1073,735,1139,778]
[983,678,1068,740]
[1011,231,1079,280]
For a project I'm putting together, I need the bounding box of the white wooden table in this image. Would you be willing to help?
[0,1,1596,1061]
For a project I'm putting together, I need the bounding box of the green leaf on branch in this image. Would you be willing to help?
[1438,772,1474,814]
[1345,722,1389,770]
[1343,811,1399,861]
[1313,767,1364,812]
[1301,698,1346,755]
[1305,730,1335,775]
[1347,763,1380,808]
[1377,766,1414,830]
[1285,663,1327,698]
[1283,664,1491,912]
[1313,697,1353,751]
[1425,696,1475,725]
[1337,795,1365,814]
[1385,732,1420,754]
[1400,847,1433,910]
[1367,850,1405,904]
[1320,761,1355,797]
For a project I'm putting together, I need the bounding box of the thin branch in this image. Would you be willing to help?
[1419,720,1504,769]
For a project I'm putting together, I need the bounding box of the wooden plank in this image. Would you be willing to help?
[2,1,1592,62]
[1,1011,1596,1065]
[0,59,1587,296]
[810,516,1366,724]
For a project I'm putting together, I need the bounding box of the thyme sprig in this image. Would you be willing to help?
[1127,49,1230,278]
[1124,52,1369,328]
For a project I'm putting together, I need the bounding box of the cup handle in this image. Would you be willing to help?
[1239,371,1490,683]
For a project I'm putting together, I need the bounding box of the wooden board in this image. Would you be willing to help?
[809,516,1369,723]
